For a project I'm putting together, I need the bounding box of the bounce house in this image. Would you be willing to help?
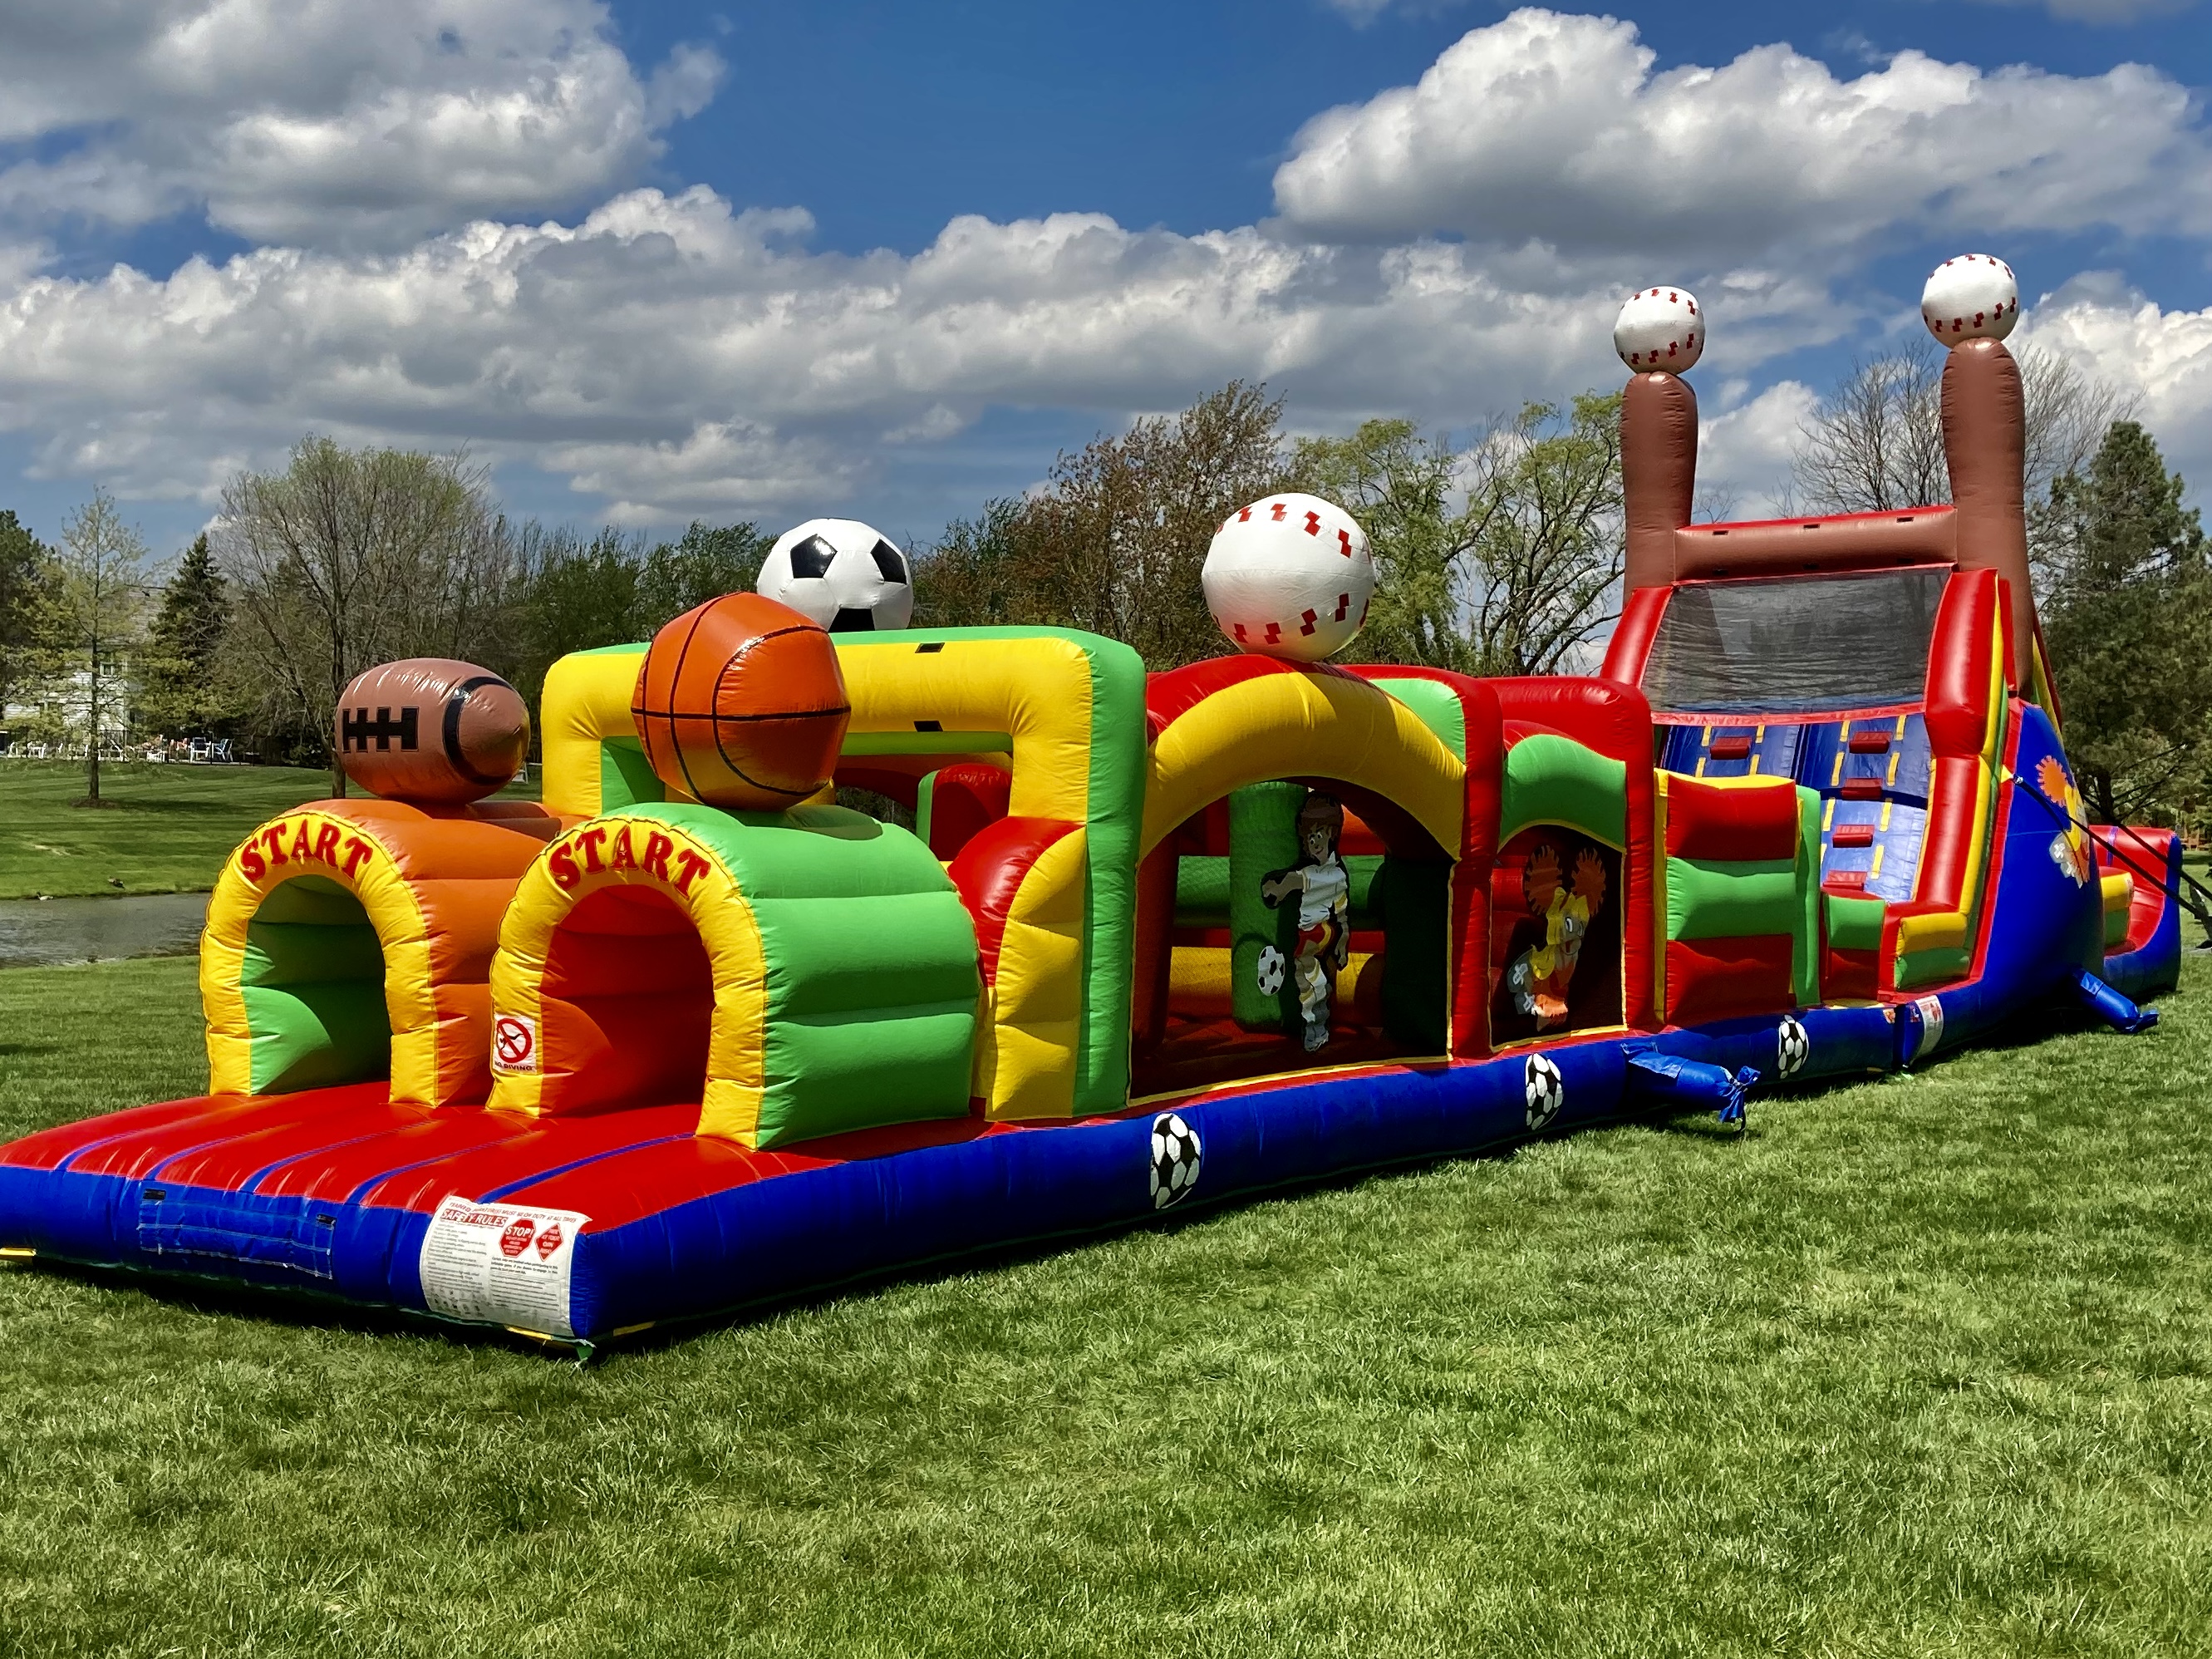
[0,258,2184,1351]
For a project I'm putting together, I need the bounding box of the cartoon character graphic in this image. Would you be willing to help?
[1260,793,1351,1053]
[2036,756,2093,887]
[1505,842,1610,1030]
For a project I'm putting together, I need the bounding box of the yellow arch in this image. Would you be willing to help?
[1143,672,1467,858]
[202,801,543,1105]
[489,812,768,1133]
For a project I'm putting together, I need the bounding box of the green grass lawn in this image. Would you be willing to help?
[2,957,2210,1657]
[0,761,543,899]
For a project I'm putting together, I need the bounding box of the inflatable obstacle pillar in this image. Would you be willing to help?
[1621,370,1698,593]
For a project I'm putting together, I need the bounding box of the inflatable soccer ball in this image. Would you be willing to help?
[1777,1014,1810,1080]
[757,518,915,633]
[1202,493,1375,663]
[1524,1053,1566,1130]
[1921,254,2018,345]
[1614,286,1703,373]
[1149,1110,1204,1209]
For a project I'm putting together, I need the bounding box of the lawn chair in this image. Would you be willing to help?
[209,738,233,764]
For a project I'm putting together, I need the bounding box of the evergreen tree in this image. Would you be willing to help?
[2037,421,2212,825]
[0,508,48,718]
[137,534,235,738]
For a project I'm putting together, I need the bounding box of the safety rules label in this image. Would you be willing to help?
[418,1195,589,1338]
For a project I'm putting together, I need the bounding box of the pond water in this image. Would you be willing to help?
[0,891,209,968]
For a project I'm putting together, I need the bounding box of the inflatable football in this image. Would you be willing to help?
[1922,254,2019,344]
[1202,493,1374,663]
[631,592,852,809]
[1615,286,1703,373]
[334,658,528,803]
[757,518,915,632]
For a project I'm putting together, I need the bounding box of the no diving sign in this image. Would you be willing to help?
[418,1195,588,1337]
[491,1012,536,1073]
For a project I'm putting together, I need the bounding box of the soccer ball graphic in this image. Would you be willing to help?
[1777,1015,1811,1081]
[1149,1111,1203,1210]
[1202,493,1375,663]
[1256,944,1287,996]
[756,518,915,633]
[1921,254,2018,345]
[1524,1054,1566,1131]
[1614,286,1703,374]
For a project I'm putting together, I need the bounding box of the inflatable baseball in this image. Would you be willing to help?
[1922,254,2019,344]
[1202,493,1374,662]
[1615,287,1703,373]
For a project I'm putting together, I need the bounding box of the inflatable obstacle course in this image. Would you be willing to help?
[0,255,2184,1349]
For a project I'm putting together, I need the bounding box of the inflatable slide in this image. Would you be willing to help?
[0,257,2183,1351]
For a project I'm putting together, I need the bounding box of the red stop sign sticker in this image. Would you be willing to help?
[499,1217,535,1258]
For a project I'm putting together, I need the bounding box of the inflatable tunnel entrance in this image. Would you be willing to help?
[489,804,981,1149]
[201,801,553,1106]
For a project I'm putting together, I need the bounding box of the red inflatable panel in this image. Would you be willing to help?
[948,816,1079,984]
[1665,934,1794,1026]
[1664,775,1799,863]
[922,763,1013,860]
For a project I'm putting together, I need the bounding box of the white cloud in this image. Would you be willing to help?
[1273,9,2212,262]
[1965,0,2200,22]
[1694,381,1819,519]
[2018,275,2212,490]
[0,0,724,250]
[0,6,2207,529]
[0,188,1637,519]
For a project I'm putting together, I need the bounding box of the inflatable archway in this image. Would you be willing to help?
[489,803,979,1148]
[202,800,552,1105]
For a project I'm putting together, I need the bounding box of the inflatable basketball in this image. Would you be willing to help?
[335,658,529,803]
[631,592,852,810]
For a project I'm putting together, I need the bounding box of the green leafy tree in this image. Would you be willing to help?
[511,525,645,711]
[37,489,153,805]
[2037,421,2212,825]
[921,382,1288,668]
[136,534,236,738]
[0,508,49,718]
[1461,392,1624,676]
[1288,419,1468,668]
[637,520,774,633]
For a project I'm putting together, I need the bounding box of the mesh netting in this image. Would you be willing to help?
[1641,567,1949,715]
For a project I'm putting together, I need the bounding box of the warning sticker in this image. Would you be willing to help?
[1914,994,1946,1061]
[491,1012,537,1073]
[418,1195,587,1337]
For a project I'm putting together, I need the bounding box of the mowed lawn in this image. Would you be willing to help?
[0,761,545,899]
[0,761,331,898]
[2,957,2210,1657]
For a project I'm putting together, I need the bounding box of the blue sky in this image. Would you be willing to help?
[2,0,2210,560]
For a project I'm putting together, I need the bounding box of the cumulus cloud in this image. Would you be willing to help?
[0,6,2207,527]
[0,0,724,250]
[2019,274,2212,486]
[1273,9,2212,261]
[0,188,1636,519]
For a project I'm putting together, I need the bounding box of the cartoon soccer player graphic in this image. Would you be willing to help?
[1260,792,1351,1053]
[1504,840,1609,1031]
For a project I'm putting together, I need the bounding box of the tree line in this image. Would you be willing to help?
[2,354,2205,830]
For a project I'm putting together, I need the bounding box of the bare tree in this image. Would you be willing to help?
[216,436,518,793]
[1793,342,2138,541]
[1792,346,1948,514]
[39,489,152,805]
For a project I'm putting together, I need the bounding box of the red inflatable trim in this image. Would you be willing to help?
[948,815,1079,985]
[1665,934,1794,1026]
[1664,775,1799,863]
